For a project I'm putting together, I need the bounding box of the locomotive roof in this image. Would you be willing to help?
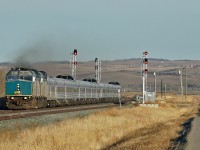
[11,68,47,79]
[48,77,120,89]
[56,74,74,80]
[108,81,120,85]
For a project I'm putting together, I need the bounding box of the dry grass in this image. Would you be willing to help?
[0,99,198,150]
[157,93,200,104]
[121,91,140,99]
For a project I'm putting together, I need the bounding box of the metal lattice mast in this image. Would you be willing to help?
[95,58,101,83]
[142,51,148,104]
[72,49,77,80]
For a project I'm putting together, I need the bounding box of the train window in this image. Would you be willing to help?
[67,88,73,93]
[19,71,32,81]
[6,71,18,80]
[57,87,64,93]
[6,71,33,81]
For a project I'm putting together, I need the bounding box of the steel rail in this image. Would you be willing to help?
[0,103,116,121]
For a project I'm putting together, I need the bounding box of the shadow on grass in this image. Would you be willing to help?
[169,117,194,150]
[0,97,7,110]
[169,107,200,150]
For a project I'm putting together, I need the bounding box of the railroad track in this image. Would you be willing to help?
[0,103,117,121]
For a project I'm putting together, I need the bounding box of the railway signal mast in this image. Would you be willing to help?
[95,58,101,83]
[72,49,77,80]
[142,51,148,104]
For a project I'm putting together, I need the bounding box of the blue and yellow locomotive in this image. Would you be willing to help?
[6,68,48,109]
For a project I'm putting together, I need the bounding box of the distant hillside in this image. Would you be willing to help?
[1,59,200,95]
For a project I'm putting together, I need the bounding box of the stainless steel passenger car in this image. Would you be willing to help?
[46,76,121,107]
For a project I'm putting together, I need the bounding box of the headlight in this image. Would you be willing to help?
[23,97,27,100]
[17,84,20,91]
[11,97,14,100]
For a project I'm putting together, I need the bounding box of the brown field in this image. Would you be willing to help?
[0,59,200,149]
[0,95,198,150]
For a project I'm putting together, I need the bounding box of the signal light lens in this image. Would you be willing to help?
[144,58,148,64]
[143,51,148,55]
[144,69,148,74]
[74,61,77,65]
[73,49,77,55]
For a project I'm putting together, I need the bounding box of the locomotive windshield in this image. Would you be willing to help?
[6,70,33,81]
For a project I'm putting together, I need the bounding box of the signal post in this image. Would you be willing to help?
[142,51,148,104]
[95,58,101,83]
[72,49,77,80]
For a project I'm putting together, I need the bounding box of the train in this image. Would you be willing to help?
[5,67,121,109]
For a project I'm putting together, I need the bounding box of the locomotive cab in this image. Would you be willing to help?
[6,68,36,96]
[5,68,48,109]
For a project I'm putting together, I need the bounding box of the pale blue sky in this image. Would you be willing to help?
[0,0,200,63]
